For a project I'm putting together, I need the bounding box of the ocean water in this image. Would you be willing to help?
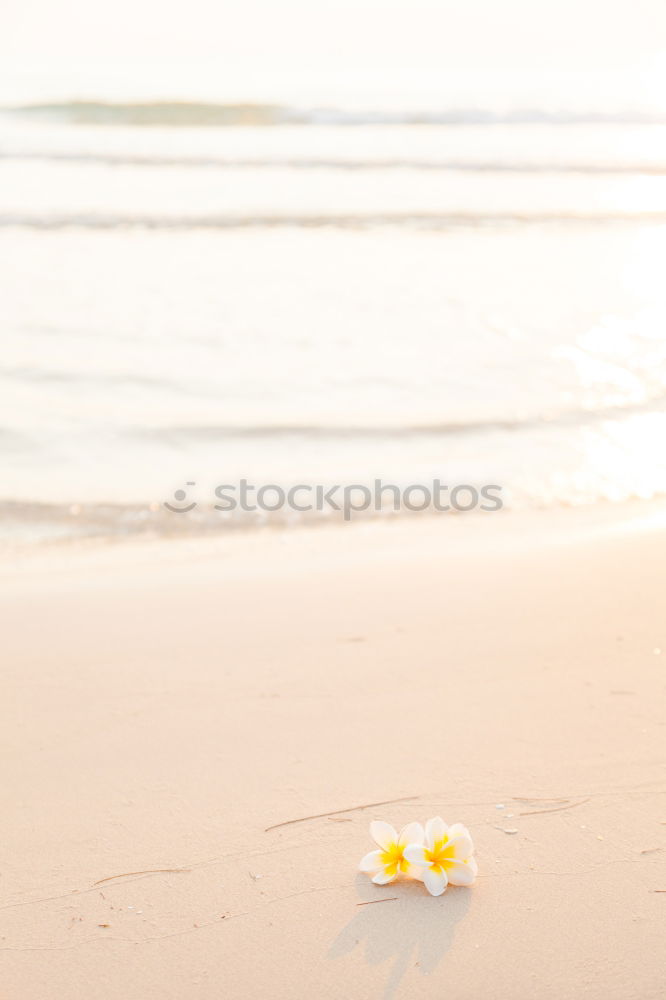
[2,103,666,542]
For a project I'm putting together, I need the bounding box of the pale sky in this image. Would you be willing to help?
[2,0,665,107]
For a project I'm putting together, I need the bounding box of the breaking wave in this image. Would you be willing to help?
[5,101,666,127]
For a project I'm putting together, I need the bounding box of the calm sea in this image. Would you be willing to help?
[2,102,666,541]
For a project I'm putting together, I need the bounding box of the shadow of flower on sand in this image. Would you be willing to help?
[329,874,472,999]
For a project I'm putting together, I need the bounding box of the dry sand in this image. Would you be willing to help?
[1,505,665,999]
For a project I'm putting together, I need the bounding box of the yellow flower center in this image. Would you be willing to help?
[424,835,458,874]
[380,842,410,876]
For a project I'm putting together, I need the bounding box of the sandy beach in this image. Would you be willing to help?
[2,505,664,999]
[4,2,666,996]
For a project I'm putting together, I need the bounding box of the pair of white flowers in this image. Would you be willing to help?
[359,816,477,896]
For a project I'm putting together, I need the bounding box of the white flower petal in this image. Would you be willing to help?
[370,820,398,851]
[423,866,448,896]
[447,822,470,840]
[372,869,397,885]
[447,860,477,886]
[449,832,474,860]
[403,844,428,865]
[359,849,384,874]
[425,816,448,849]
[448,822,473,846]
[398,822,424,848]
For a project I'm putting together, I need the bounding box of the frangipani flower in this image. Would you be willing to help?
[359,820,425,884]
[404,816,477,896]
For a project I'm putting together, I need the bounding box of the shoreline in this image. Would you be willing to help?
[4,492,666,563]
